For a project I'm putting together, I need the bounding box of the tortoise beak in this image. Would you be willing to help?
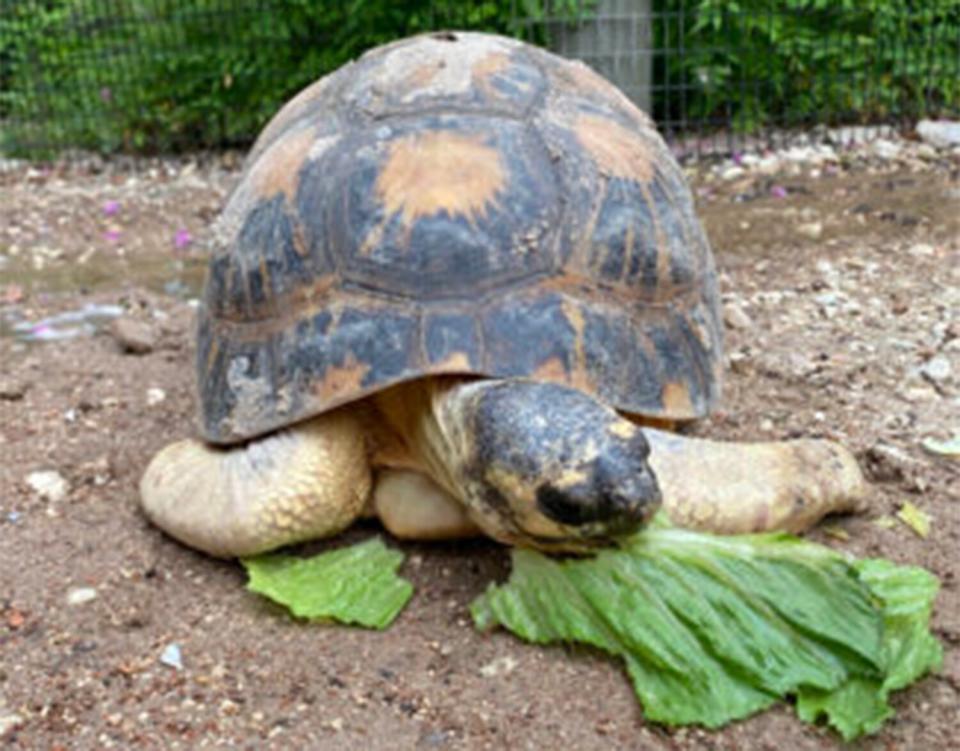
[534,449,662,537]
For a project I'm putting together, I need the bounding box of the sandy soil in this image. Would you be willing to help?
[0,141,958,749]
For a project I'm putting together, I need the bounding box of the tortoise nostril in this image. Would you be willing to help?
[535,472,660,529]
[536,484,598,526]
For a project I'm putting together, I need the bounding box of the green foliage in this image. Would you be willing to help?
[472,526,942,739]
[0,0,525,156]
[243,537,413,629]
[4,1,959,155]
[656,0,960,132]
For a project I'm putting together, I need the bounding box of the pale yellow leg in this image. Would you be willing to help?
[140,411,371,558]
[373,469,481,540]
[645,428,867,534]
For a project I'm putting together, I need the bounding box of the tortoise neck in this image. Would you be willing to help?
[372,378,475,497]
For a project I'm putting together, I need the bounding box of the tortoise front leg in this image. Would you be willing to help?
[139,411,371,558]
[644,429,866,534]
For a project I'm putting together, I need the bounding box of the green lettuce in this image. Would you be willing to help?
[796,558,943,739]
[243,537,413,629]
[471,527,942,738]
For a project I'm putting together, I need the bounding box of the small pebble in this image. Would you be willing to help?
[0,379,27,401]
[147,387,167,406]
[722,301,753,330]
[864,443,919,484]
[814,292,843,308]
[0,711,24,738]
[728,350,752,374]
[916,119,960,148]
[26,470,70,503]
[796,221,823,240]
[67,587,98,605]
[921,355,952,382]
[871,138,902,160]
[479,656,518,678]
[907,242,935,258]
[110,317,157,354]
[720,165,745,180]
[160,643,183,670]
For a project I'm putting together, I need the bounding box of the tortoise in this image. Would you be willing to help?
[140,31,865,558]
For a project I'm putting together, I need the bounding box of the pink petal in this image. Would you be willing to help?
[174,229,192,249]
[102,200,120,216]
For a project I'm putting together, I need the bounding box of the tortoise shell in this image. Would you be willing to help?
[199,31,723,444]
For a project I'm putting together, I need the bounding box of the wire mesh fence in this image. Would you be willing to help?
[2,1,959,160]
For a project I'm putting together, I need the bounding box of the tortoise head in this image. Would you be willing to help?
[435,379,662,550]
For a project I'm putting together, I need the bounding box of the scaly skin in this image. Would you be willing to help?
[140,378,868,558]
[645,428,867,533]
[139,412,370,557]
[376,379,660,550]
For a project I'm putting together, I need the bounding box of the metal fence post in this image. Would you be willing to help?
[542,0,653,114]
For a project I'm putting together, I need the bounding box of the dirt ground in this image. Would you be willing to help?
[1,139,958,750]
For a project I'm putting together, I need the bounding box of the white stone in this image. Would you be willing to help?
[146,387,166,406]
[754,155,781,175]
[723,301,753,330]
[26,470,69,502]
[916,119,960,148]
[780,146,816,163]
[0,711,23,738]
[67,587,98,605]
[796,221,823,240]
[160,643,183,670]
[814,291,843,308]
[907,243,935,258]
[871,138,902,160]
[827,124,895,144]
[777,144,836,165]
[479,656,518,678]
[921,355,952,382]
[815,259,835,275]
[720,165,745,181]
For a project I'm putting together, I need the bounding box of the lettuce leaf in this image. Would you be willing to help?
[796,558,943,739]
[243,537,413,629]
[471,527,941,737]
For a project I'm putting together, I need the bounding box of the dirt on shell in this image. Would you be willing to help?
[0,142,958,750]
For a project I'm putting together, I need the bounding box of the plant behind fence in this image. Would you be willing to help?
[1,0,959,157]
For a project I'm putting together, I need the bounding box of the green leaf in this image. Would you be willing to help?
[471,527,941,737]
[243,537,413,629]
[796,678,893,740]
[897,502,932,538]
[797,559,942,739]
